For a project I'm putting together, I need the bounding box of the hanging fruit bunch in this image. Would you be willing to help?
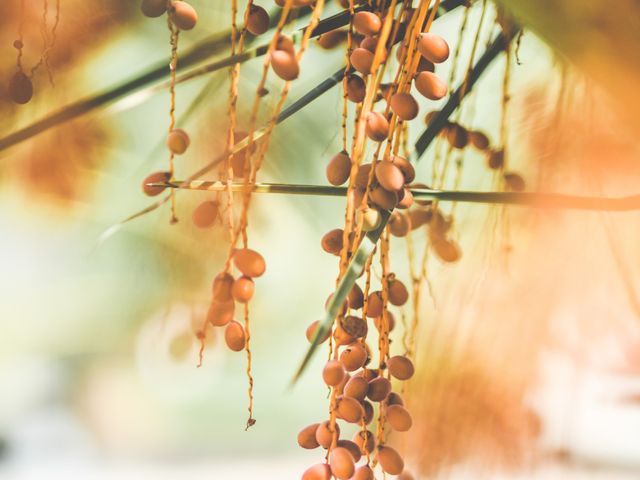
[131,0,523,477]
[294,2,457,478]
[139,0,330,430]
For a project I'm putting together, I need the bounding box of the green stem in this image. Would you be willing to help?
[155,181,640,211]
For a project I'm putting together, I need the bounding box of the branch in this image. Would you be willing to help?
[153,181,640,212]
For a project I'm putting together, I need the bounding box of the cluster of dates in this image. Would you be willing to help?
[299,334,417,479]
[311,192,417,480]
[297,6,458,479]
[327,150,417,231]
[312,171,419,479]
[206,248,266,352]
[349,11,449,104]
[460,125,526,192]
[431,112,527,192]
[467,130,525,192]
[321,8,454,244]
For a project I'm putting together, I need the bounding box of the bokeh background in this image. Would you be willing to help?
[1,1,640,479]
